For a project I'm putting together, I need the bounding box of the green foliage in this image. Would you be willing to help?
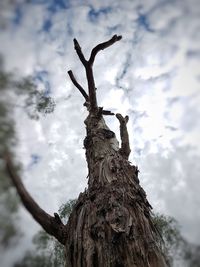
[153,213,187,265]
[33,230,52,251]
[0,63,20,247]
[0,159,21,248]
[24,90,55,120]
[14,251,52,267]
[58,198,77,221]
[0,56,56,121]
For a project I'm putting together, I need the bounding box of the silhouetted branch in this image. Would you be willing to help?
[73,39,87,67]
[70,35,122,113]
[102,110,115,116]
[4,153,67,245]
[68,70,89,102]
[116,113,131,159]
[98,107,115,116]
[89,35,122,66]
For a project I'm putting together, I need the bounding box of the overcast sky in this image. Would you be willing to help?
[0,0,200,266]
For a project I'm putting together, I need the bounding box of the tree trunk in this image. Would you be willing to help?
[65,113,167,267]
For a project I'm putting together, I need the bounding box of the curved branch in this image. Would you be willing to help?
[68,70,89,102]
[89,35,122,66]
[116,113,131,159]
[4,153,67,245]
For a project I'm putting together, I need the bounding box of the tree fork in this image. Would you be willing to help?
[70,35,122,112]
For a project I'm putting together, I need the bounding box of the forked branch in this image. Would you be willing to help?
[116,113,131,159]
[4,153,66,245]
[69,35,122,113]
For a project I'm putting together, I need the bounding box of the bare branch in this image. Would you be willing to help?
[4,153,67,245]
[102,110,115,116]
[89,35,122,66]
[98,107,115,116]
[70,35,122,113]
[116,113,131,159]
[73,39,87,66]
[68,70,89,102]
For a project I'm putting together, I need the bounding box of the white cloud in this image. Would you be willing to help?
[0,0,200,265]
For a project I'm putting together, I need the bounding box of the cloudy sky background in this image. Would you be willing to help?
[0,0,200,265]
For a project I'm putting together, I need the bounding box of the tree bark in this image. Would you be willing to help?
[65,113,167,267]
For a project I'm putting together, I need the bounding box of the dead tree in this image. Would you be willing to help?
[5,35,168,267]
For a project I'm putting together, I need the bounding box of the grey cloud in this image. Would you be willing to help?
[138,144,200,244]
[186,49,200,60]
[1,0,200,266]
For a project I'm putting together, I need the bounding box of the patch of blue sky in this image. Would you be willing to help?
[27,0,48,3]
[43,81,51,96]
[34,70,51,95]
[42,18,52,32]
[47,0,70,13]
[136,13,155,33]
[34,70,48,82]
[88,6,112,22]
[136,0,179,35]
[29,0,70,12]
[12,5,23,26]
[28,154,41,169]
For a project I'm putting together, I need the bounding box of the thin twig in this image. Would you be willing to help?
[102,110,115,116]
[68,70,89,102]
[98,107,115,116]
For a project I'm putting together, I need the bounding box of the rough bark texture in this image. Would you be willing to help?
[5,35,168,267]
[65,112,167,267]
